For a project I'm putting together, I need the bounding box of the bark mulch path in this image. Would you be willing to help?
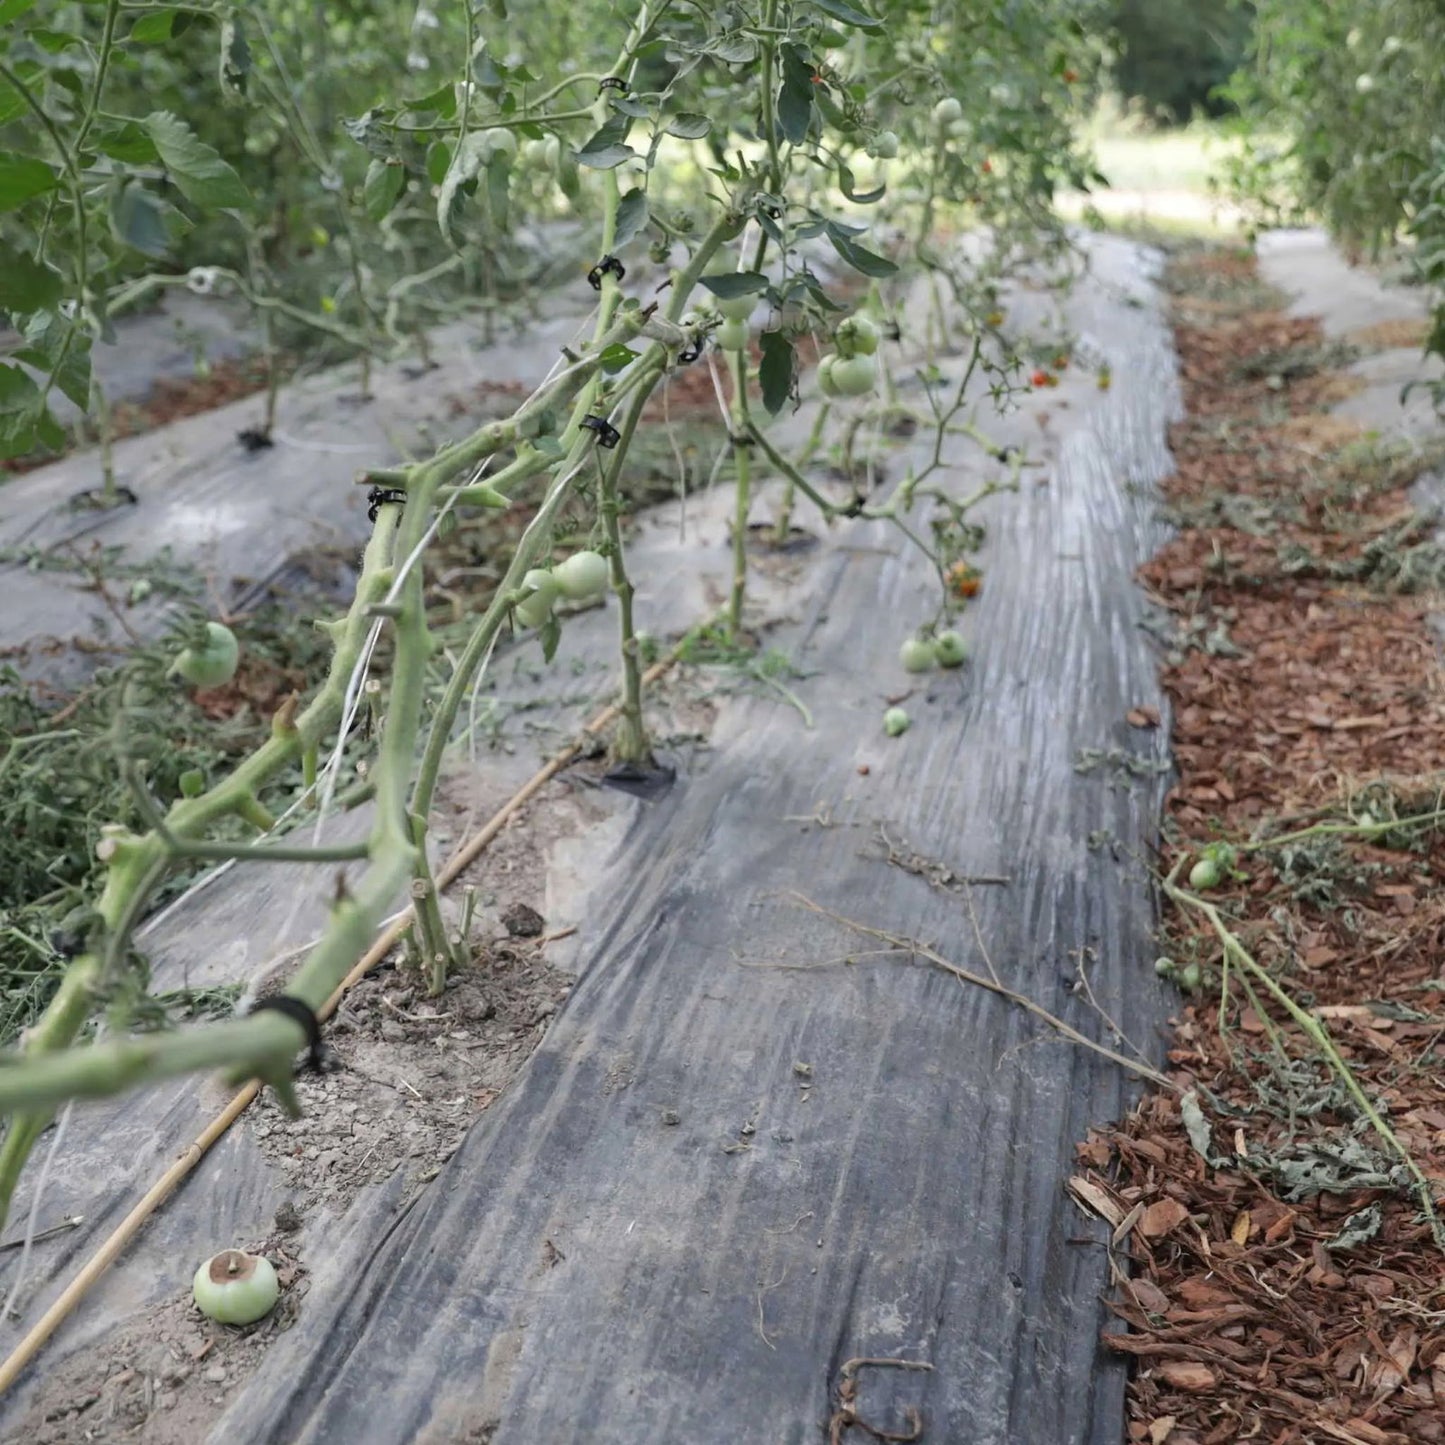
[1076,247,1445,1445]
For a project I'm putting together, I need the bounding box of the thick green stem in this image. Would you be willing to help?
[597,366,664,764]
[727,346,752,638]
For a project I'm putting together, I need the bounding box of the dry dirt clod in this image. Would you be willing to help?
[500,901,545,937]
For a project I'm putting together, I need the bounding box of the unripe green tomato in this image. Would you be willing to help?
[717,317,750,351]
[521,137,555,172]
[715,293,757,322]
[1154,957,1176,979]
[870,130,900,159]
[884,706,911,737]
[837,315,880,358]
[1181,962,1203,991]
[933,630,967,668]
[178,768,206,799]
[553,549,610,600]
[170,622,240,689]
[514,568,557,628]
[900,636,935,673]
[193,1250,279,1326]
[947,118,968,139]
[817,354,842,399]
[1188,857,1222,891]
[933,97,963,126]
[831,353,877,397]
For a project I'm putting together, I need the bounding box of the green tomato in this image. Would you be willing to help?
[716,317,750,351]
[715,292,758,322]
[553,550,610,601]
[884,706,911,737]
[831,353,877,397]
[193,1250,279,1326]
[170,622,239,689]
[178,769,206,799]
[836,315,880,358]
[514,568,557,628]
[933,630,967,668]
[1188,858,1222,891]
[1154,957,1177,979]
[817,354,842,399]
[933,97,963,126]
[521,136,558,173]
[1181,962,1203,992]
[870,130,900,159]
[900,636,936,674]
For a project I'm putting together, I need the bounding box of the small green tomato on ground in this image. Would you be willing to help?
[553,549,610,601]
[933,630,967,668]
[170,622,240,689]
[884,706,911,737]
[1187,842,1238,892]
[716,317,750,351]
[193,1250,279,1326]
[900,636,936,674]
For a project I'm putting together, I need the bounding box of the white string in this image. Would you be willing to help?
[1,1102,73,1332]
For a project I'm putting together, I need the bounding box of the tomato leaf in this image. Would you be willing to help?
[837,157,885,205]
[0,157,58,212]
[0,363,45,459]
[825,223,897,277]
[143,111,251,211]
[109,180,189,258]
[363,159,406,222]
[218,14,250,101]
[810,0,883,32]
[577,114,634,170]
[0,243,61,314]
[15,310,91,411]
[129,10,178,42]
[666,112,711,139]
[92,121,159,166]
[614,188,649,248]
[539,614,562,664]
[700,271,769,300]
[599,342,639,374]
[758,330,794,415]
[777,45,814,145]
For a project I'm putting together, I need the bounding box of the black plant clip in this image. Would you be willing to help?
[678,338,703,365]
[582,414,621,449]
[587,255,626,291]
[249,994,330,1073]
[367,485,407,522]
[598,76,628,94]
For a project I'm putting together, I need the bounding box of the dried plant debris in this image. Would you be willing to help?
[1082,247,1445,1444]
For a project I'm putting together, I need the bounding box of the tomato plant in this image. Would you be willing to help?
[0,0,1107,1234]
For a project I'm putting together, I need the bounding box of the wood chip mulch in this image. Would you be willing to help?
[1075,248,1445,1445]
